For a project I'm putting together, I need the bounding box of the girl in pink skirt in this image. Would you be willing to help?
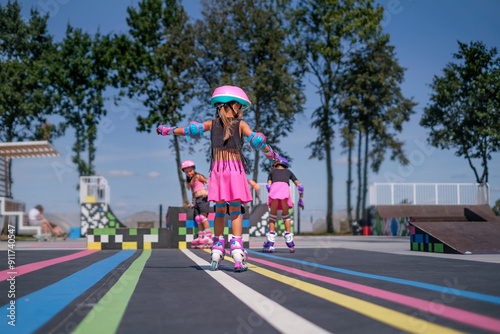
[263,157,304,253]
[181,160,212,249]
[157,85,280,272]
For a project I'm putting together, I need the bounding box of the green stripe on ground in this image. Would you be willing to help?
[73,250,152,334]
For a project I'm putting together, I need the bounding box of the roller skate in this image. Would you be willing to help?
[199,230,213,249]
[230,237,248,272]
[283,232,295,253]
[262,231,276,253]
[210,237,225,271]
[191,231,204,249]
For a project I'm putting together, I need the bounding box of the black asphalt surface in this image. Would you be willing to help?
[1,237,499,334]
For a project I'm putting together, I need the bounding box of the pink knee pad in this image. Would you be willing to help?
[195,215,205,224]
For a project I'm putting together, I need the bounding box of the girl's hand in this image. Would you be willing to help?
[157,125,176,136]
[298,198,305,210]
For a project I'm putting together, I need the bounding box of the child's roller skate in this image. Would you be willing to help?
[210,237,225,271]
[199,230,213,249]
[230,237,248,272]
[283,232,295,253]
[191,231,204,249]
[262,231,276,253]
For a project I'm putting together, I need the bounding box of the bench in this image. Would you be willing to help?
[0,197,41,236]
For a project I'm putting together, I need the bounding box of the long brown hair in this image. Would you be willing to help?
[215,101,241,141]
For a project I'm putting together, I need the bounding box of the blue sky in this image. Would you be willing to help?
[11,0,500,226]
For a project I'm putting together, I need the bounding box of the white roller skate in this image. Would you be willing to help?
[210,237,225,271]
[230,237,248,272]
[191,231,204,249]
[262,231,276,253]
[283,232,295,253]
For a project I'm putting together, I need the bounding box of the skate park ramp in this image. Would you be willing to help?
[376,205,500,254]
[411,221,500,254]
[376,204,499,222]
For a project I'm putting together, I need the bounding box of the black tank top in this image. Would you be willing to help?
[210,118,249,173]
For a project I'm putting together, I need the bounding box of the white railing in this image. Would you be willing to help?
[369,183,490,206]
[80,176,110,205]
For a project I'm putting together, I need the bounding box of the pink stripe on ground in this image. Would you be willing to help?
[250,256,500,334]
[26,244,86,248]
[0,250,98,281]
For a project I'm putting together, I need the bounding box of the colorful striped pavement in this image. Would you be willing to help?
[1,244,499,334]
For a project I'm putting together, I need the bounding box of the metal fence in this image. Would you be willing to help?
[369,183,490,206]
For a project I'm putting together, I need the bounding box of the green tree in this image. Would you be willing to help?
[0,1,61,196]
[294,0,383,233]
[53,26,114,180]
[194,0,305,181]
[421,41,500,184]
[339,38,416,223]
[117,0,196,205]
[493,198,500,216]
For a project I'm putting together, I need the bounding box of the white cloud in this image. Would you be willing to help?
[100,170,136,177]
[147,171,161,178]
[334,157,359,166]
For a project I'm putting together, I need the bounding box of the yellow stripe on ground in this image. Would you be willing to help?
[204,250,465,334]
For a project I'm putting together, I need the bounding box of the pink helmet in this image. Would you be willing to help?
[181,160,195,170]
[211,85,251,111]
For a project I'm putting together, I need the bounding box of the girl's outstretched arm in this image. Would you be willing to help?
[293,180,305,209]
[240,121,280,162]
[157,120,212,139]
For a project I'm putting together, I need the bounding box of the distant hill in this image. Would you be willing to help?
[120,211,160,228]
[44,211,162,230]
[44,212,80,231]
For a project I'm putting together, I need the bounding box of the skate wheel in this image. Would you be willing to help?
[234,266,247,273]
[289,248,295,253]
[210,261,218,271]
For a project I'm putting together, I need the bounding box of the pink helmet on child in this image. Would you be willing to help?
[181,160,195,170]
[211,85,251,111]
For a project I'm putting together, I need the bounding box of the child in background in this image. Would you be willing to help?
[263,157,304,253]
[248,179,261,204]
[157,85,280,272]
[182,160,212,249]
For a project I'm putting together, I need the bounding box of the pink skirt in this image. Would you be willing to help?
[208,160,252,204]
[267,182,292,210]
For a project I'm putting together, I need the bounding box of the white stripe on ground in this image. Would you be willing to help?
[181,249,332,334]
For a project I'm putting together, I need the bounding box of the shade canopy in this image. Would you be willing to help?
[0,141,61,159]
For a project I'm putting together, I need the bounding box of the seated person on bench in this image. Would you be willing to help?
[28,205,66,237]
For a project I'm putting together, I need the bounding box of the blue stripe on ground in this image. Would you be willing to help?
[1,250,135,333]
[247,250,500,305]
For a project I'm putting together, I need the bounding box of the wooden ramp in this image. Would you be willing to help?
[410,221,500,254]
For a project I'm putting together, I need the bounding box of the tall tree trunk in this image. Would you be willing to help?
[253,150,260,182]
[252,104,261,182]
[173,135,189,205]
[346,122,353,229]
[355,131,362,222]
[325,136,334,233]
[361,132,369,221]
